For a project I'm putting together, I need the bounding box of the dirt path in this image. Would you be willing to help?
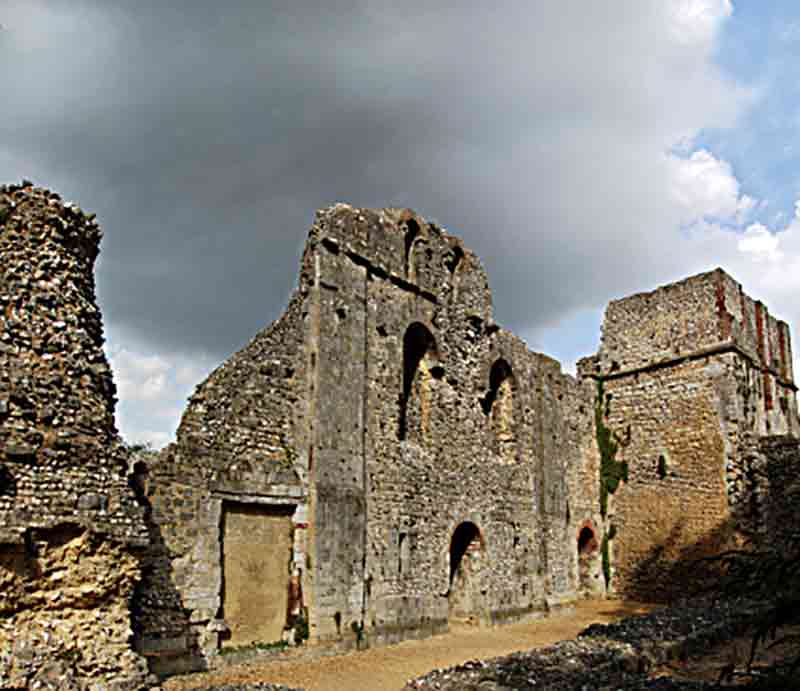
[165,601,654,691]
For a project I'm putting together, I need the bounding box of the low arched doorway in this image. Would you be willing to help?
[577,522,602,597]
[448,522,484,624]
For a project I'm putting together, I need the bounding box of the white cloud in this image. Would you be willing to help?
[667,0,734,46]
[116,423,172,451]
[680,198,800,378]
[737,223,783,262]
[108,349,170,402]
[175,358,218,386]
[668,149,754,223]
[106,339,216,448]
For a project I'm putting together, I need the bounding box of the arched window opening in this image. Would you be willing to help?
[482,359,516,462]
[481,359,513,415]
[399,323,438,441]
[404,219,421,279]
[398,532,409,575]
[444,244,464,274]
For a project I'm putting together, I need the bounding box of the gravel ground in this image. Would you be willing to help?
[406,597,770,691]
[579,596,767,654]
[161,598,774,691]
[162,601,653,691]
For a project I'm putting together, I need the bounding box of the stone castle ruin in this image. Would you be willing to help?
[1,183,799,686]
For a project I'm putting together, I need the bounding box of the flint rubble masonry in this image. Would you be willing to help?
[139,204,599,668]
[0,183,149,690]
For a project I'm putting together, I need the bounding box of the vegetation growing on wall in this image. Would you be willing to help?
[601,524,617,587]
[294,608,309,644]
[351,620,365,648]
[657,454,668,480]
[595,379,629,517]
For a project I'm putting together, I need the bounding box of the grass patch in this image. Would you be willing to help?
[219,639,289,656]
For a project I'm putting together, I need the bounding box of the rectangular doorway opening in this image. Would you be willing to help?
[221,502,295,647]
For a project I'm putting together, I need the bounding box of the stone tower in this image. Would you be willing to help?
[579,268,798,600]
[0,183,149,689]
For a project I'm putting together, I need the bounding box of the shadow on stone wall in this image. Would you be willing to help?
[625,438,800,603]
[625,517,739,603]
[129,463,205,676]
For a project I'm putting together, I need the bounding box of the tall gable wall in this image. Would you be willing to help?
[309,206,597,643]
[142,204,599,666]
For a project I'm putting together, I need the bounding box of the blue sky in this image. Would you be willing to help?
[693,1,800,228]
[2,1,800,447]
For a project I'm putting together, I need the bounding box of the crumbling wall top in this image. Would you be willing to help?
[587,268,794,387]
[305,204,492,318]
[0,182,146,545]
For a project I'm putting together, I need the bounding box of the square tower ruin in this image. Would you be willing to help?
[579,268,798,599]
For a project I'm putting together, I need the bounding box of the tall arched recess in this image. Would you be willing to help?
[481,358,516,462]
[448,522,484,624]
[399,322,439,441]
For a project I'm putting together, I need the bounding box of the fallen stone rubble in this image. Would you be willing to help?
[403,597,769,690]
[579,596,767,660]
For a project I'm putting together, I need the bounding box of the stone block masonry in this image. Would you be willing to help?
[0,183,149,689]
[578,268,798,600]
[141,204,601,668]
[1,181,797,681]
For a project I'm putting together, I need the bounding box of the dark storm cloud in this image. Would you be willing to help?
[1,1,744,363]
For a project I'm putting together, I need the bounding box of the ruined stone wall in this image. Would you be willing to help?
[6,183,798,680]
[596,270,723,372]
[734,435,800,548]
[135,288,311,670]
[307,206,596,646]
[144,204,597,666]
[581,269,798,600]
[0,183,149,689]
[564,374,605,598]
[588,357,735,600]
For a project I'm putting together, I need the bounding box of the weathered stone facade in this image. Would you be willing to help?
[137,205,602,669]
[2,184,798,683]
[120,211,800,671]
[0,183,149,689]
[578,269,798,600]
[735,434,800,548]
